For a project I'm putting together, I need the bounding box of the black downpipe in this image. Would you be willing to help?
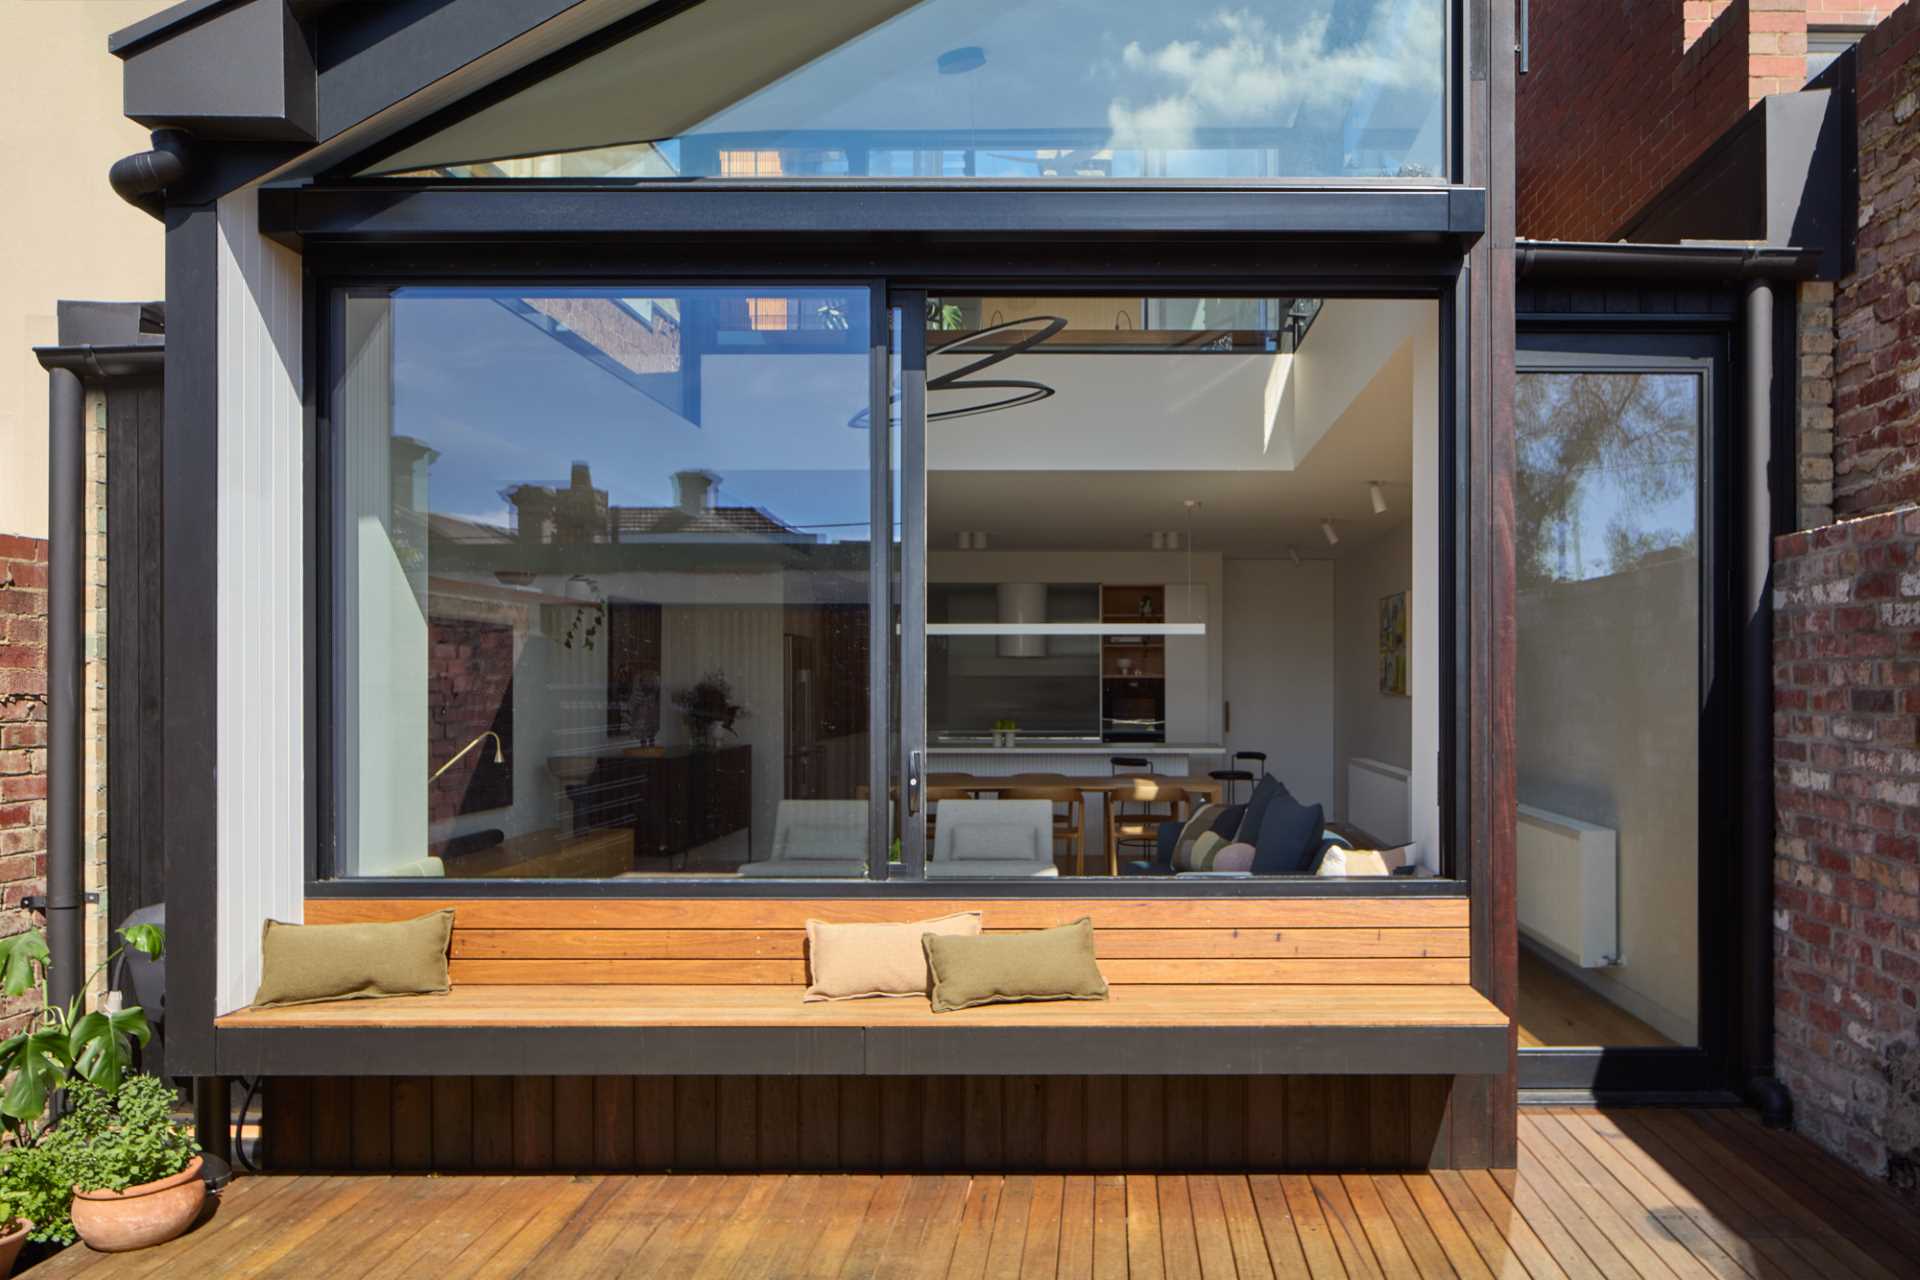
[108,130,192,220]
[45,368,86,1018]
[1741,278,1792,1127]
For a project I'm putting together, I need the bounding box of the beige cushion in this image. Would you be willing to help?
[1315,847,1394,877]
[803,912,982,1002]
[252,909,454,1008]
[922,918,1109,1013]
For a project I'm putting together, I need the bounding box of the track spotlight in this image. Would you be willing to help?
[1289,546,1302,567]
[1321,518,1339,547]
[1370,482,1388,515]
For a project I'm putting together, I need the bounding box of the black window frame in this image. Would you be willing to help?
[302,242,1473,902]
[1511,326,1735,1093]
[329,0,1467,189]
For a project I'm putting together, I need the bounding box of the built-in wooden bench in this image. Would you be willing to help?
[215,897,1508,1080]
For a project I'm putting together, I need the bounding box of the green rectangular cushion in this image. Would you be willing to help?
[252,909,454,1008]
[921,918,1109,1013]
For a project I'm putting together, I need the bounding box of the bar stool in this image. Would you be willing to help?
[1106,756,1155,876]
[1211,750,1268,805]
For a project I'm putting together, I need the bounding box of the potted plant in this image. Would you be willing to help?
[672,670,748,751]
[0,921,169,1257]
[48,1078,202,1253]
[0,1159,34,1276]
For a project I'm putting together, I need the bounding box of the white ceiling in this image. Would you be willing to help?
[928,318,1418,559]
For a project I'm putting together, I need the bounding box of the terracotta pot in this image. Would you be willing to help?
[0,1218,29,1276]
[70,1156,205,1253]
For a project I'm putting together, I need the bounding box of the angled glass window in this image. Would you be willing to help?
[362,0,1447,182]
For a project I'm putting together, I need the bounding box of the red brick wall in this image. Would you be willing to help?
[1832,2,1920,515]
[1518,0,1762,239]
[0,536,49,1040]
[1773,508,1920,1197]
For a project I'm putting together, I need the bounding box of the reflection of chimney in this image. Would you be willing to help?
[672,469,718,514]
[570,461,593,493]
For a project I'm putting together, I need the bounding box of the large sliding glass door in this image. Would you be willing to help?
[1514,331,1727,1089]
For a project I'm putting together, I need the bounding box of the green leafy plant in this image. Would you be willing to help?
[0,922,164,1137]
[44,1077,199,1195]
[0,1143,71,1243]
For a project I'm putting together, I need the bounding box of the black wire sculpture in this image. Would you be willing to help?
[849,314,1067,428]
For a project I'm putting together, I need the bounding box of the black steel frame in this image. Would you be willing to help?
[1510,327,1737,1095]
[332,0,1467,189]
[299,246,1475,902]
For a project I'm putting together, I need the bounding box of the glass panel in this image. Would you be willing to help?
[1514,369,1702,1048]
[331,285,876,879]
[364,0,1447,182]
[920,295,1441,879]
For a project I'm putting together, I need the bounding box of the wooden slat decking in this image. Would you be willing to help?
[26,1107,1920,1279]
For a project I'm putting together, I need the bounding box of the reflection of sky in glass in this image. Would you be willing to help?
[1516,373,1699,584]
[390,290,874,541]
[379,0,1444,181]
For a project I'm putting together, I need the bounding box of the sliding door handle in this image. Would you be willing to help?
[907,749,923,816]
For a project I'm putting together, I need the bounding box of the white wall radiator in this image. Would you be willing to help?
[1516,804,1619,968]
[1346,758,1411,849]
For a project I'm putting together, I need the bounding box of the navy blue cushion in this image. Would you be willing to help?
[1210,805,1246,840]
[1233,776,1284,844]
[1250,788,1324,875]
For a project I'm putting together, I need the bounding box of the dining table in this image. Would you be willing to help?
[930,771,1227,875]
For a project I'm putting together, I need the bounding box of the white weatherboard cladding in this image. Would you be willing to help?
[216,187,306,1014]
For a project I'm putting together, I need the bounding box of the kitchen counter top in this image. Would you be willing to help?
[929,742,1224,755]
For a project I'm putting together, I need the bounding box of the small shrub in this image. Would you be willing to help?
[42,1077,199,1197]
[0,1143,71,1244]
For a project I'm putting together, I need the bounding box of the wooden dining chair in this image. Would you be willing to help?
[1108,780,1190,876]
[1000,786,1088,876]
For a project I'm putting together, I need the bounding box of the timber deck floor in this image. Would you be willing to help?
[23,1107,1920,1279]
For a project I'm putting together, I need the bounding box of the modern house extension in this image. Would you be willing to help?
[67,0,1796,1179]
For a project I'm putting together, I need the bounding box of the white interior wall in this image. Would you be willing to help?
[1331,525,1413,819]
[214,186,306,1014]
[1222,559,1335,809]
[1516,560,1701,1044]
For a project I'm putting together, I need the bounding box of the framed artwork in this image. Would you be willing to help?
[1379,590,1409,696]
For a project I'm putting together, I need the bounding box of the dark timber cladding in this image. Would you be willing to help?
[260,1075,1468,1173]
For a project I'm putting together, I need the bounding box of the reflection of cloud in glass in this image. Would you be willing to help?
[1106,7,1443,152]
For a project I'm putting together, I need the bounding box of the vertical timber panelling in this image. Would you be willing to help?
[213,186,306,1018]
[267,1075,1465,1173]
[1462,0,1521,1169]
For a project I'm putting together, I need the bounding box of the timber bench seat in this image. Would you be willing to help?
[213,897,1508,1078]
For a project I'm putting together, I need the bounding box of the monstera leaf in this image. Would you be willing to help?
[0,1026,74,1122]
[0,930,49,998]
[68,1009,152,1097]
[118,924,164,961]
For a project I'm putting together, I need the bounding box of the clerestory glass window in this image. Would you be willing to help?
[360,0,1448,183]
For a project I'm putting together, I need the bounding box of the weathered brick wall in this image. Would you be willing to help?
[1774,507,1920,1197]
[1520,0,1762,239]
[0,391,112,1037]
[1518,0,1904,241]
[1832,2,1920,516]
[0,535,49,1039]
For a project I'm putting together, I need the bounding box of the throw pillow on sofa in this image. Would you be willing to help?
[1232,775,1284,845]
[1249,783,1325,875]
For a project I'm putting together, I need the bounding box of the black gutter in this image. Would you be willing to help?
[1740,278,1791,1127]
[32,345,165,1026]
[1516,241,1820,280]
[109,130,193,221]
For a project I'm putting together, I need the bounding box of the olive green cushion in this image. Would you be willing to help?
[252,909,454,1008]
[921,918,1109,1013]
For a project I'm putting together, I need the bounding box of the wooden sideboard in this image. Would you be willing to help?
[566,745,753,868]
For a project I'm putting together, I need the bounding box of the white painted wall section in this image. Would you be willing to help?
[215,186,306,1015]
